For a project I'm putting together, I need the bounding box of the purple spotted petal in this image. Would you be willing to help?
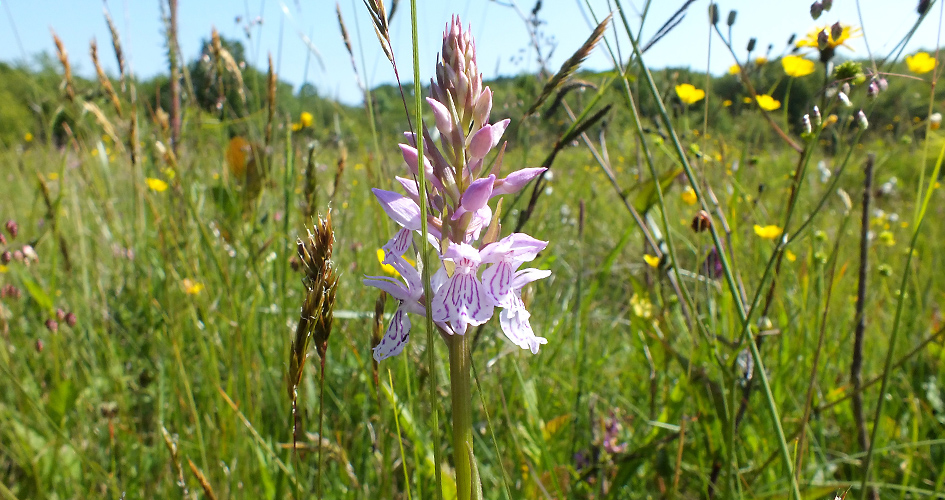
[373,305,411,361]
[499,297,547,354]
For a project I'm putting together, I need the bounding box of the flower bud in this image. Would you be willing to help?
[817,29,829,51]
[0,251,10,264]
[802,114,812,134]
[810,1,823,19]
[930,112,942,130]
[22,245,38,264]
[856,110,869,129]
[65,312,77,327]
[812,106,822,126]
[867,80,880,98]
[876,77,888,91]
[56,308,66,321]
[691,210,712,232]
[426,97,454,137]
[0,233,5,245]
[919,0,931,14]
[12,250,23,262]
[831,22,842,42]
[35,339,44,353]
[46,319,59,332]
[727,10,737,26]
[822,0,832,10]
[838,91,852,107]
[4,220,17,239]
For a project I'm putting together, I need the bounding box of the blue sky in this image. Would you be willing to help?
[1,1,941,105]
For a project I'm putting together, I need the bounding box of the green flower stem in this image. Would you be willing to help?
[448,333,482,500]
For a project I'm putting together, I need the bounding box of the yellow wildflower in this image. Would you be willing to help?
[630,293,653,319]
[755,94,781,111]
[146,178,168,192]
[754,224,783,240]
[755,56,768,66]
[722,99,733,107]
[24,132,33,143]
[675,83,706,105]
[681,186,698,205]
[643,254,660,268]
[781,55,815,77]
[728,64,741,75]
[906,52,936,74]
[796,24,858,51]
[300,111,314,128]
[182,278,204,295]
[785,250,797,262]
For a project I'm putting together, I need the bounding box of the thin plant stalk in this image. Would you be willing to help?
[407,0,443,497]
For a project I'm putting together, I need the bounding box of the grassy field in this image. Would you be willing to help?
[2,2,945,499]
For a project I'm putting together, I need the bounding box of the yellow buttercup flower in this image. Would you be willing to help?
[906,52,936,74]
[755,56,768,66]
[755,94,781,111]
[796,24,858,51]
[681,186,698,205]
[643,254,660,268]
[377,249,399,276]
[754,224,783,240]
[728,64,741,75]
[300,111,314,128]
[722,99,733,107]
[146,178,168,192]
[675,83,706,105]
[781,55,815,77]
[24,132,33,143]
[785,250,797,262]
[183,279,205,295]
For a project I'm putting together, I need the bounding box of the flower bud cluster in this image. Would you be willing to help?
[366,17,551,362]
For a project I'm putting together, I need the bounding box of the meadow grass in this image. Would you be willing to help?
[1,1,945,499]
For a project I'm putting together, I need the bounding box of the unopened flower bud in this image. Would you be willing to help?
[817,29,829,51]
[841,82,851,95]
[812,106,822,126]
[727,10,737,26]
[802,114,812,134]
[810,1,823,19]
[867,80,880,98]
[12,250,23,262]
[22,245,38,264]
[35,339,44,353]
[0,251,10,264]
[831,22,842,42]
[4,220,17,239]
[0,233,5,245]
[747,38,757,52]
[838,92,852,107]
[930,112,942,130]
[876,77,888,92]
[691,210,712,232]
[822,0,833,10]
[709,3,719,25]
[65,312,77,327]
[45,319,58,332]
[857,110,869,129]
[56,308,66,321]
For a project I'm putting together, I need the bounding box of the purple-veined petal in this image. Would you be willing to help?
[373,189,422,230]
[382,228,414,258]
[499,297,547,354]
[431,243,493,334]
[373,305,411,361]
[480,232,548,264]
[426,97,454,137]
[492,167,547,196]
[481,260,514,307]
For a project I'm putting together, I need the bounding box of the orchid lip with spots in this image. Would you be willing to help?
[365,16,550,363]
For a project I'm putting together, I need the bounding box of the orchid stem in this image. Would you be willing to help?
[449,333,481,500]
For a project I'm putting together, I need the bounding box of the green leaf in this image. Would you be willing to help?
[629,167,684,214]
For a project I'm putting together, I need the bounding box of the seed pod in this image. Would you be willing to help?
[810,1,823,20]
[691,210,712,233]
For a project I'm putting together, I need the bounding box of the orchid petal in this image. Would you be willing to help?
[461,174,495,213]
[499,298,547,354]
[490,119,510,148]
[373,305,411,361]
[426,97,454,137]
[469,125,494,160]
[492,167,547,196]
[373,189,422,230]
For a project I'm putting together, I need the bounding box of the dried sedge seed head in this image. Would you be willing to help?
[708,4,719,25]
[727,10,737,26]
[747,38,757,52]
[919,0,931,14]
